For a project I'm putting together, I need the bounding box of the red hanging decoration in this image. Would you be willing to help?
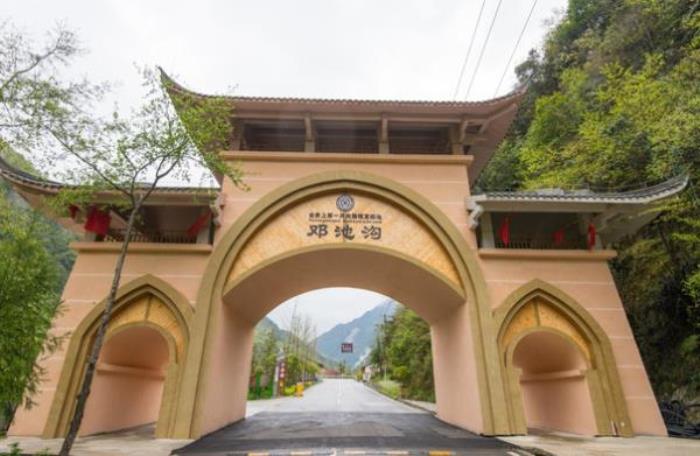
[587,223,597,250]
[187,211,211,238]
[84,207,111,236]
[498,216,511,247]
[553,228,565,246]
[68,204,80,220]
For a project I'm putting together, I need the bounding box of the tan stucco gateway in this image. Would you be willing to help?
[2,83,677,439]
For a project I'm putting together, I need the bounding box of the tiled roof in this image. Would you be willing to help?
[0,155,218,196]
[472,175,689,204]
[159,67,527,109]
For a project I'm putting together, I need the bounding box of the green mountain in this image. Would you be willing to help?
[256,316,286,340]
[0,147,76,288]
[315,300,397,369]
[478,0,700,401]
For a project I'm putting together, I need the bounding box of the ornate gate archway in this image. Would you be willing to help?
[171,171,510,438]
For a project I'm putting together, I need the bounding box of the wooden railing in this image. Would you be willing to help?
[494,238,589,250]
[103,229,199,245]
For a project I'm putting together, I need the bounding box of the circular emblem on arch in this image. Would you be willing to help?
[227,187,463,292]
[336,193,354,212]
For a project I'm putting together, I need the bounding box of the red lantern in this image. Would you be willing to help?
[68,204,80,220]
[84,207,111,236]
[498,216,511,247]
[553,228,565,246]
[186,211,211,238]
[587,223,597,250]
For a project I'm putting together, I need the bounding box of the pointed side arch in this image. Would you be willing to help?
[173,170,509,438]
[43,274,193,438]
[494,279,632,436]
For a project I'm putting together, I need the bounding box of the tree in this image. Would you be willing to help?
[0,193,64,432]
[478,0,700,403]
[49,69,241,454]
[0,20,244,453]
[370,307,433,401]
[250,327,279,397]
[283,309,318,383]
[0,20,85,434]
[252,328,279,378]
[0,21,103,153]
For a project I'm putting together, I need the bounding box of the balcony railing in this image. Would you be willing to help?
[494,237,588,250]
[103,229,199,244]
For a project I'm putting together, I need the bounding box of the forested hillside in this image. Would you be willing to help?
[480,0,700,401]
[0,145,75,431]
[0,145,75,285]
[368,0,699,407]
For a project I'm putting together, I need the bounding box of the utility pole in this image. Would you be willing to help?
[273,347,285,397]
[382,314,387,381]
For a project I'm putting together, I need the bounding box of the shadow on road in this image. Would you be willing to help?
[173,411,519,454]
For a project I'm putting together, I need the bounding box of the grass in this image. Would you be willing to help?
[248,379,321,399]
[373,379,401,399]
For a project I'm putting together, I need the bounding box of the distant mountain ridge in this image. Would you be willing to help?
[256,316,287,340]
[255,316,337,367]
[315,300,397,368]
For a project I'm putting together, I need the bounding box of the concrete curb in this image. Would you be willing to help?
[363,381,436,415]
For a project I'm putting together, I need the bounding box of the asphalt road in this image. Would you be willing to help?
[174,379,523,455]
[247,376,422,414]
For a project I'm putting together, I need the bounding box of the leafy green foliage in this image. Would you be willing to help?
[0,21,104,156]
[0,19,245,454]
[281,311,319,384]
[248,327,279,400]
[0,142,73,432]
[480,0,700,400]
[0,195,65,431]
[370,307,433,401]
[252,328,279,379]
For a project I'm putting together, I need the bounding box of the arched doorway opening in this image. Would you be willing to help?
[510,330,597,435]
[42,276,192,439]
[495,281,633,437]
[80,326,170,436]
[250,286,434,405]
[196,245,480,435]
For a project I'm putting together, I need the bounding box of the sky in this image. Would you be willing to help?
[4,0,568,332]
[268,288,390,334]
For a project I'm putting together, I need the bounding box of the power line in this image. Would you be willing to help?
[493,0,539,97]
[464,0,504,100]
[451,0,487,100]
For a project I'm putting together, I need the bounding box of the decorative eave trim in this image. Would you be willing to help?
[221,150,473,166]
[69,241,213,254]
[0,155,219,203]
[466,175,688,228]
[471,175,688,205]
[160,67,527,111]
[478,248,617,261]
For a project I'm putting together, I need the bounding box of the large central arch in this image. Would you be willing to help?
[171,171,509,438]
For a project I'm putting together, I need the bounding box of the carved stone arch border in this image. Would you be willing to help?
[174,170,509,438]
[223,243,467,308]
[43,274,193,438]
[493,279,633,436]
